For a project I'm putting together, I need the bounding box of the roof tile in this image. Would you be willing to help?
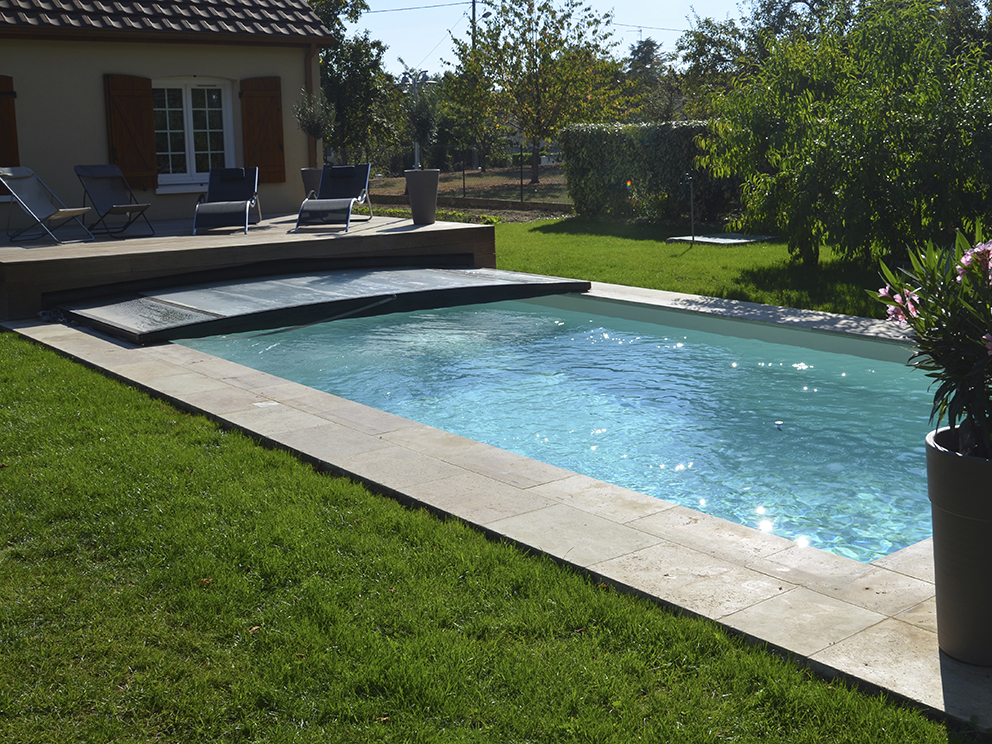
[0,0,332,40]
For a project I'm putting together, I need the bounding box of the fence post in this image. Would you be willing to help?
[519,142,524,204]
[462,160,466,199]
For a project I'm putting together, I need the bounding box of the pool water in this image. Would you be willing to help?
[178,298,934,563]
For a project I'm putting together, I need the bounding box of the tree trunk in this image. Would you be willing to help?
[530,144,541,184]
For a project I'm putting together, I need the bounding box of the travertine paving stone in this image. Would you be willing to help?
[289,394,411,436]
[528,474,675,523]
[489,503,663,568]
[332,445,467,490]
[872,538,936,584]
[722,587,885,657]
[813,618,946,712]
[403,470,554,525]
[276,421,397,461]
[221,402,330,437]
[631,505,796,562]
[594,541,795,619]
[897,597,938,634]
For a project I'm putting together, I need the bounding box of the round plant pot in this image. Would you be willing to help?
[405,169,440,225]
[926,427,992,665]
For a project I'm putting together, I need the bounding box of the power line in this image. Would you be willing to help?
[365,1,470,13]
[614,22,686,33]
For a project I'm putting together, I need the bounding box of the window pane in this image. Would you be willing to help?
[154,81,229,179]
[153,87,186,175]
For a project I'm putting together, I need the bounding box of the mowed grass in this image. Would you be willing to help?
[495,219,883,318]
[0,332,976,742]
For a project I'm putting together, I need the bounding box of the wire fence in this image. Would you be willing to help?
[370,163,571,206]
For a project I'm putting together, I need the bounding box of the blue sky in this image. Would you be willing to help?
[343,0,744,76]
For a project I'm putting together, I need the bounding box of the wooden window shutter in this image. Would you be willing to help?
[240,77,285,184]
[0,75,19,168]
[104,74,156,190]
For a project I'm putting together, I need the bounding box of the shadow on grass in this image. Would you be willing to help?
[729,258,883,318]
[530,218,702,241]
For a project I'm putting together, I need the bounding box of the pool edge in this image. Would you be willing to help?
[5,287,990,730]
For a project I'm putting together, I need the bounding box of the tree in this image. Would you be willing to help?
[700,0,992,267]
[623,39,680,122]
[321,32,402,165]
[307,0,369,37]
[292,90,335,168]
[452,0,629,183]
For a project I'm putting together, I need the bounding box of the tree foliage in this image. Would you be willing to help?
[307,0,369,37]
[451,0,630,182]
[700,0,992,266]
[292,90,336,168]
[623,39,680,122]
[321,31,402,165]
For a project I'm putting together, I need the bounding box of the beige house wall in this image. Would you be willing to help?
[0,38,318,221]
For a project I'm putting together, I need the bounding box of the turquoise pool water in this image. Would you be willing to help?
[178,297,933,563]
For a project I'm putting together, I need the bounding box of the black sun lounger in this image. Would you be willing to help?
[192,167,261,235]
[74,164,154,237]
[294,163,373,233]
[0,166,93,244]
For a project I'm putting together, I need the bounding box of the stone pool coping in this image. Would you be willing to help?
[6,280,992,728]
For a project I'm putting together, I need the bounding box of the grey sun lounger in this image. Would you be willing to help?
[294,163,373,233]
[75,164,154,237]
[0,166,93,244]
[192,167,261,235]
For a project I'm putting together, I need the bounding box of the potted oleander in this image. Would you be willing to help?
[292,90,335,196]
[877,230,992,665]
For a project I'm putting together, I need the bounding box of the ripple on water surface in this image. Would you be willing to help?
[179,300,933,563]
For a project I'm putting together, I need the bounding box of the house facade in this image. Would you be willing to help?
[0,0,334,220]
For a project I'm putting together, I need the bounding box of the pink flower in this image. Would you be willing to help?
[883,288,919,325]
[984,333,992,356]
[958,242,992,283]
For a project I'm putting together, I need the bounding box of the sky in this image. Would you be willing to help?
[343,0,744,77]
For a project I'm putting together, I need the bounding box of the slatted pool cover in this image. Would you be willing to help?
[60,267,590,345]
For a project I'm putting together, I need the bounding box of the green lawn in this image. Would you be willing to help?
[495,219,883,318]
[0,221,976,742]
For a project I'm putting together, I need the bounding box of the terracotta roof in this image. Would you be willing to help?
[0,0,334,44]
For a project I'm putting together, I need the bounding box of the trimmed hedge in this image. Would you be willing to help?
[558,122,735,221]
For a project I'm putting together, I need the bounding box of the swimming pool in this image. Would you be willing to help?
[177,294,933,563]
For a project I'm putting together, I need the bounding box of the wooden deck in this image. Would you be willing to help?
[0,213,495,320]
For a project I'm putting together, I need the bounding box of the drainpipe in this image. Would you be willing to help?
[305,43,318,168]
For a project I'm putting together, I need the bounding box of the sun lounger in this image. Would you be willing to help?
[74,164,153,237]
[192,167,261,235]
[0,166,93,244]
[294,163,373,233]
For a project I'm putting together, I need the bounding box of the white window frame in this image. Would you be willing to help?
[151,76,236,194]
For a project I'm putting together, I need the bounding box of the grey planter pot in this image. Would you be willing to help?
[301,168,322,198]
[405,169,440,225]
[926,427,992,665]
